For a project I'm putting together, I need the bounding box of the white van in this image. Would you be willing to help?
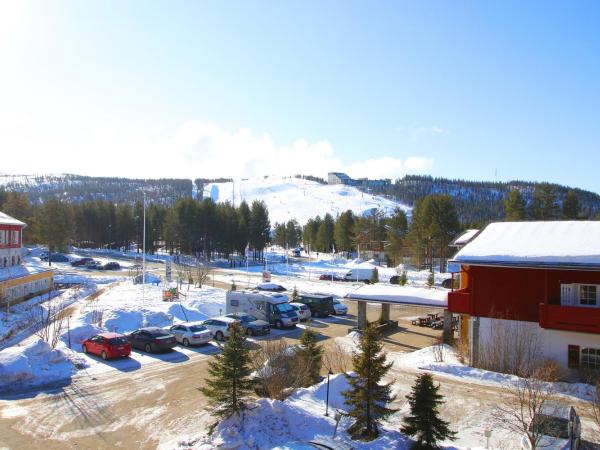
[226,290,299,328]
[344,267,374,283]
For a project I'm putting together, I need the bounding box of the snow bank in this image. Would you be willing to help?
[346,284,448,306]
[389,345,598,402]
[0,338,75,389]
[182,374,410,450]
[454,221,600,266]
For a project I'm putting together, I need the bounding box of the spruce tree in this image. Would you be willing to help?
[292,285,299,301]
[562,190,580,219]
[231,280,237,291]
[504,189,526,221]
[401,373,456,449]
[427,271,435,288]
[343,323,397,440]
[200,323,254,419]
[400,270,408,286]
[297,328,323,386]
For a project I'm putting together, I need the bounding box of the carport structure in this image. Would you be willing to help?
[344,284,453,341]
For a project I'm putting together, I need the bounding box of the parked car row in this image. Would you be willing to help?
[72,257,121,270]
[81,313,274,360]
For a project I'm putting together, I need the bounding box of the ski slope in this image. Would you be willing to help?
[203,176,410,224]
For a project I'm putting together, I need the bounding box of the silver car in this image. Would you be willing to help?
[169,322,213,346]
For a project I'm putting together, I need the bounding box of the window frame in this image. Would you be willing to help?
[581,347,600,371]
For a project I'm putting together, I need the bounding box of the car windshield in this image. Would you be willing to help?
[149,330,169,337]
[333,299,340,304]
[276,303,295,313]
[529,415,570,438]
[108,337,128,345]
[189,325,207,332]
[239,315,257,322]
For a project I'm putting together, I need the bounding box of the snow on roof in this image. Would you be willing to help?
[345,284,447,307]
[0,211,26,227]
[450,229,479,247]
[453,221,600,267]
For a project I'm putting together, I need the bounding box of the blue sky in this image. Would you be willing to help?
[1,1,599,192]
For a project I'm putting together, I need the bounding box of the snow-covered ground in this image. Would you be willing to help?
[203,176,410,224]
[174,339,599,450]
[168,373,410,450]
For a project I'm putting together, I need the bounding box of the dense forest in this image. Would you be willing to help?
[368,175,600,225]
[1,181,597,271]
[2,173,598,227]
[0,174,193,205]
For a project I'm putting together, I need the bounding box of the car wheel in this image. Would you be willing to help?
[275,320,283,329]
[82,344,88,353]
[101,351,108,361]
[183,338,190,347]
[246,328,253,336]
[145,344,152,353]
[215,331,224,341]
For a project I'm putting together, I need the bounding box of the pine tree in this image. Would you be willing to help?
[504,189,526,220]
[343,323,397,440]
[401,373,456,449]
[292,285,299,301]
[297,328,323,386]
[562,190,580,219]
[370,267,379,284]
[231,280,237,291]
[427,271,435,288]
[200,323,254,419]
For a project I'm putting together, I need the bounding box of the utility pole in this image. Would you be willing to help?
[142,189,146,301]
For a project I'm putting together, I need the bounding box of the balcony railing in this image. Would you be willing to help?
[539,303,600,334]
[448,290,472,314]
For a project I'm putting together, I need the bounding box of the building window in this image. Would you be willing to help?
[579,285,597,306]
[568,345,580,369]
[581,348,600,370]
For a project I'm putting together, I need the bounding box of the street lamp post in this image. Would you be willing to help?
[325,369,333,416]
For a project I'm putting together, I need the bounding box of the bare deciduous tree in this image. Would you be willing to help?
[478,316,544,376]
[250,339,310,400]
[195,262,212,288]
[433,340,445,363]
[27,294,68,349]
[322,341,353,375]
[493,365,559,449]
[0,284,8,314]
[592,379,600,433]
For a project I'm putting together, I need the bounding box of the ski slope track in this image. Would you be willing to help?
[203,176,411,224]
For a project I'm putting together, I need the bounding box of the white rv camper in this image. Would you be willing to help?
[226,290,299,328]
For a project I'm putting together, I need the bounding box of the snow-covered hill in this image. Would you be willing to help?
[203,176,410,224]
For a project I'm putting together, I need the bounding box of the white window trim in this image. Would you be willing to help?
[561,283,600,308]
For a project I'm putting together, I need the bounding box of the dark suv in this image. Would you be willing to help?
[295,293,336,318]
[127,327,177,353]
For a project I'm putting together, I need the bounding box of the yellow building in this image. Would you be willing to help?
[0,211,54,306]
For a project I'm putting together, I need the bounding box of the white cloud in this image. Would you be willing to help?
[1,118,433,180]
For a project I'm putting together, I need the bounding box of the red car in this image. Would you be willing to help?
[82,332,131,360]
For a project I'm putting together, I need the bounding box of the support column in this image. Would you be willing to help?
[442,308,453,344]
[357,301,367,330]
[380,303,390,322]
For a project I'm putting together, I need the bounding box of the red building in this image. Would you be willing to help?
[0,211,53,305]
[0,211,25,267]
[449,221,600,371]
